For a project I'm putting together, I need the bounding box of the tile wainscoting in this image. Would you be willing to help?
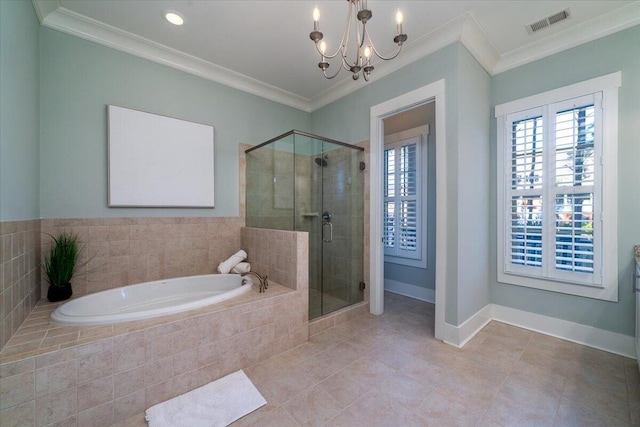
[0,227,309,427]
[1,220,41,349]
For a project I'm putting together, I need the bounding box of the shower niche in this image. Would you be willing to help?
[246,130,364,319]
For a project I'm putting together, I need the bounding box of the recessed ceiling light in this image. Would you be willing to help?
[163,10,184,26]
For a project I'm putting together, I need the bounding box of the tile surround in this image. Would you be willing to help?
[0,220,41,350]
[0,227,310,426]
[39,216,245,299]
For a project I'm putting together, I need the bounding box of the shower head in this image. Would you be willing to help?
[314,156,328,167]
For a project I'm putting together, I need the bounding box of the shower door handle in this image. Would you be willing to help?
[322,222,333,243]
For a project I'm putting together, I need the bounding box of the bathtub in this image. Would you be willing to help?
[51,274,253,326]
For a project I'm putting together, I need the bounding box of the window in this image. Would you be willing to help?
[383,127,428,268]
[496,72,620,301]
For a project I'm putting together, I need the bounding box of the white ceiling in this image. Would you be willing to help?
[33,1,640,112]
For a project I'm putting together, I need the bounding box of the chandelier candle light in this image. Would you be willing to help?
[310,0,407,81]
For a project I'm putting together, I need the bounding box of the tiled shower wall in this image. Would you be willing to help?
[0,221,41,349]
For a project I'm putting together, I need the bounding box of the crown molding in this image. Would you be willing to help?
[493,2,640,75]
[32,1,639,113]
[460,12,501,75]
[32,1,312,112]
[31,0,58,23]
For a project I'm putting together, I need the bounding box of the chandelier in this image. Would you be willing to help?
[309,0,407,81]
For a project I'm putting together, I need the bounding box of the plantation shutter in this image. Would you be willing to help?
[503,94,601,286]
[384,137,421,260]
[507,108,544,272]
[550,94,599,281]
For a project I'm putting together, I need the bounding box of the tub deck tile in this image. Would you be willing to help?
[0,282,293,364]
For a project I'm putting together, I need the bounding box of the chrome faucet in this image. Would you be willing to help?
[240,271,269,293]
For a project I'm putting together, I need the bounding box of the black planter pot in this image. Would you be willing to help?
[47,283,72,302]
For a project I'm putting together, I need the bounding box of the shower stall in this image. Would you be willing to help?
[245,130,365,319]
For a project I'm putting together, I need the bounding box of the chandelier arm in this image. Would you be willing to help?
[323,1,355,60]
[322,66,343,80]
[341,48,354,71]
[366,30,404,61]
[315,43,341,60]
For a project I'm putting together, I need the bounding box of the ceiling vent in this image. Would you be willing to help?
[526,9,570,34]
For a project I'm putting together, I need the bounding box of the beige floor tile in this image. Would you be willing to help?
[494,370,562,416]
[317,371,373,407]
[87,292,634,427]
[378,371,433,409]
[434,373,499,414]
[323,408,370,427]
[235,405,301,427]
[367,342,422,370]
[413,390,482,427]
[348,389,427,427]
[399,356,449,387]
[554,397,630,427]
[292,351,348,383]
[282,385,344,427]
[561,376,630,424]
[256,364,318,404]
[484,393,554,427]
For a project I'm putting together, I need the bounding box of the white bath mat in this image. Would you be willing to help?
[145,370,267,427]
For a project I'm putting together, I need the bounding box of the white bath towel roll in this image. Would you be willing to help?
[231,262,251,274]
[217,250,247,274]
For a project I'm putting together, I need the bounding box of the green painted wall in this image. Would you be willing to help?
[456,45,491,324]
[490,26,640,336]
[311,43,493,326]
[0,0,40,221]
[39,28,310,218]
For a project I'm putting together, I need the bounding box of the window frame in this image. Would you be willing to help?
[384,126,429,269]
[495,72,620,302]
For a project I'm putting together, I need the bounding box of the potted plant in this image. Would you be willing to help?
[43,232,81,302]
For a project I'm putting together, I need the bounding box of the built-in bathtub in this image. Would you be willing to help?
[0,227,311,427]
[51,274,253,326]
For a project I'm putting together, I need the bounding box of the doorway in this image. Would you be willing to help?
[382,104,436,309]
[369,80,448,341]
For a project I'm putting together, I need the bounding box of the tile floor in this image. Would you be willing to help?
[118,292,639,426]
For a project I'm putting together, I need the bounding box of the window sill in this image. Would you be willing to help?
[497,270,618,302]
[384,255,427,269]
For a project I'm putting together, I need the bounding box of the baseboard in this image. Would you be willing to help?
[442,304,493,348]
[492,304,636,359]
[384,279,435,303]
[383,284,636,358]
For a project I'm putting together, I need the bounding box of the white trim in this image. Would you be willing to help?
[495,72,621,117]
[384,279,435,303]
[495,72,620,302]
[442,304,493,348]
[459,12,501,75]
[31,1,638,112]
[492,304,636,359]
[493,2,640,75]
[438,303,636,358]
[33,4,311,112]
[370,80,447,342]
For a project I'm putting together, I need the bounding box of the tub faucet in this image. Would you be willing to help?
[240,271,269,293]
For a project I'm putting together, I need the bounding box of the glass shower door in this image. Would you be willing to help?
[311,140,364,319]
